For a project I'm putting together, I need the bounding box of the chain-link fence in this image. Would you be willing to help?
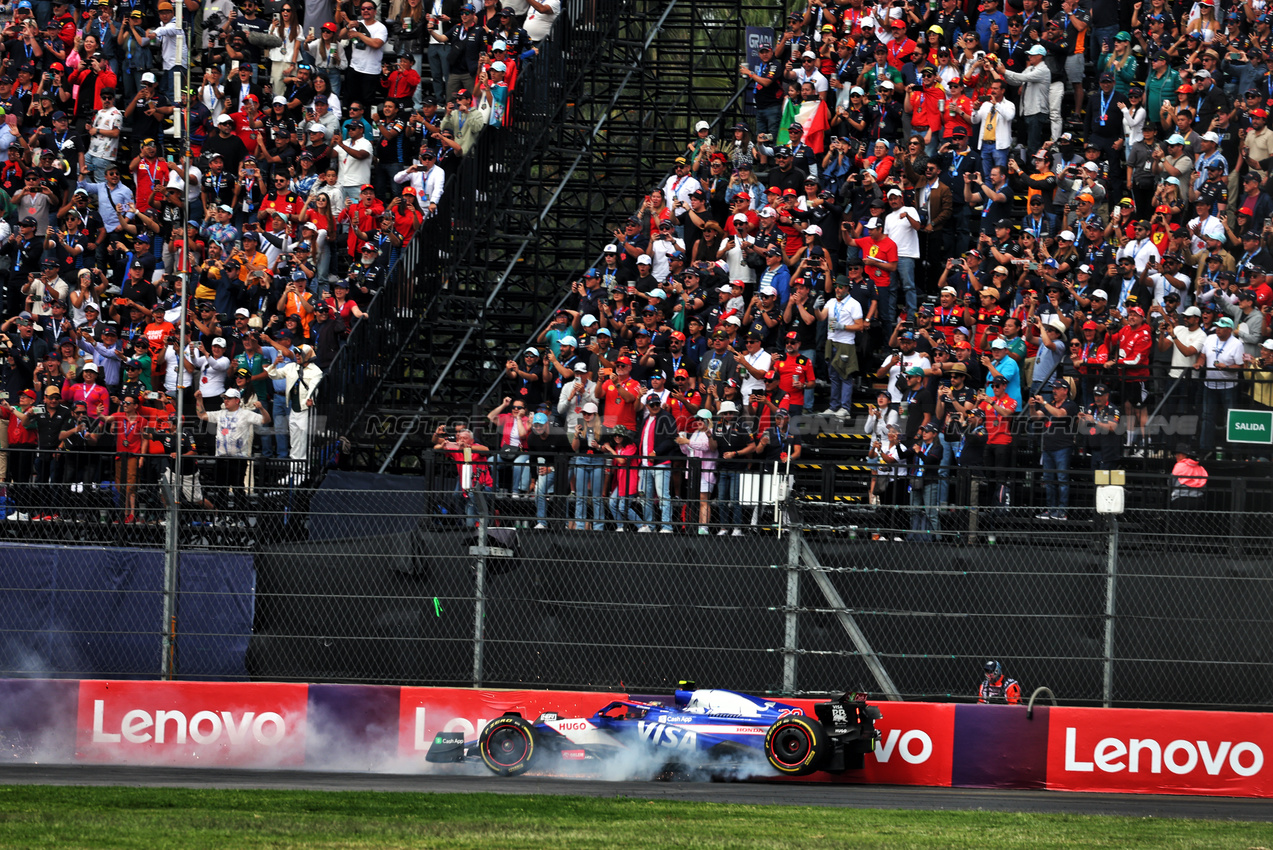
[3,465,1271,710]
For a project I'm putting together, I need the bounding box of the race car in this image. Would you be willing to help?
[425,683,882,778]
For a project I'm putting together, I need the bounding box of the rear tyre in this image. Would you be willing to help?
[764,715,828,776]
[479,715,537,776]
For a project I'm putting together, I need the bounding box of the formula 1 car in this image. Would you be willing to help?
[426,684,882,778]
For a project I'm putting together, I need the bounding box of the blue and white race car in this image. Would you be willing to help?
[426,684,881,778]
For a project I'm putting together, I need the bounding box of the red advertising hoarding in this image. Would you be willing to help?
[76,680,309,767]
[1046,707,1272,797]
[397,687,628,756]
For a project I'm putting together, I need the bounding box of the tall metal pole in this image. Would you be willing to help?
[1103,515,1118,708]
[161,9,191,679]
[782,524,800,694]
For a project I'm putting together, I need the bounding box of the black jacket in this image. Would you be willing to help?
[637,408,679,461]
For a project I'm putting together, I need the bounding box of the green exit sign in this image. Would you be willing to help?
[1227,410,1273,445]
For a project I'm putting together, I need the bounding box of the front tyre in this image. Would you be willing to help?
[479,716,537,776]
[764,715,828,776]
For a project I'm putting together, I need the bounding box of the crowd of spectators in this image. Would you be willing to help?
[471,0,1273,531]
[0,0,553,522]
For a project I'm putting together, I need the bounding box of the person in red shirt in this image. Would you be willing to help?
[940,80,975,142]
[1,390,39,519]
[598,356,641,430]
[931,286,970,345]
[386,54,422,105]
[855,214,899,323]
[771,331,815,414]
[61,362,110,418]
[106,392,165,524]
[884,20,916,70]
[431,426,494,527]
[907,69,946,152]
[1106,305,1153,451]
[972,285,1008,353]
[129,139,170,214]
[258,172,306,232]
[978,375,1018,504]
[338,185,386,256]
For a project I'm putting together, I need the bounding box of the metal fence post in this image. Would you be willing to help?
[471,495,488,688]
[1103,514,1118,708]
[783,524,801,694]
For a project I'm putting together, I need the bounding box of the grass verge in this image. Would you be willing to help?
[0,785,1270,849]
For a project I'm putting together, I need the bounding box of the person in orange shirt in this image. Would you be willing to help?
[278,277,315,336]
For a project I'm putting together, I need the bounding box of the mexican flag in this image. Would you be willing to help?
[776,98,831,154]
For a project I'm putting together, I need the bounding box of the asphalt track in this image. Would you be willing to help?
[2,764,1271,821]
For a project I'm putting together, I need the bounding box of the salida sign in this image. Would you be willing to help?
[1048,707,1272,796]
[76,681,308,767]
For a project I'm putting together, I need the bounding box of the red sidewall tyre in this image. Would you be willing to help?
[479,716,537,776]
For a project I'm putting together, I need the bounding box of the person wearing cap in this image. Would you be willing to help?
[1158,304,1206,411]
[1028,378,1076,519]
[673,408,717,535]
[740,42,784,138]
[183,334,233,413]
[336,0,390,108]
[633,389,678,533]
[19,382,73,520]
[1,387,40,520]
[1215,285,1266,358]
[1076,381,1121,469]
[1083,72,1128,185]
[524,407,571,528]
[263,338,323,468]
[897,420,943,539]
[196,380,271,508]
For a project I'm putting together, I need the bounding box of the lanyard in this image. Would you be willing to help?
[950,152,964,175]
[1099,90,1113,119]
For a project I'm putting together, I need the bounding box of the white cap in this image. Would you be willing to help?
[806,224,822,236]
[1082,162,1099,172]
[603,243,619,253]
[84,301,100,311]
[695,120,710,132]
[580,314,598,327]
[140,72,157,84]
[718,400,739,413]
[273,95,287,105]
[490,61,506,72]
[1090,288,1108,299]
[941,286,957,295]
[559,335,578,347]
[1193,69,1211,80]
[1201,130,1220,143]
[879,80,894,89]
[492,39,507,50]
[801,50,817,59]
[886,188,902,197]
[861,16,876,27]
[581,401,598,413]
[850,86,864,95]
[212,337,227,347]
[725,315,743,325]
[732,213,748,222]
[636,255,652,264]
[1059,230,1075,241]
[1184,306,1203,317]
[524,347,540,357]
[302,221,319,231]
[990,338,1008,349]
[759,284,778,296]
[759,208,776,218]
[309,123,326,133]
[866,216,882,229]
[224,388,242,399]
[235,307,250,317]
[1261,338,1273,350]
[216,114,234,124]
[83,361,99,372]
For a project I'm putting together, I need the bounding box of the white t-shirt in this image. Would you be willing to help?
[89,108,123,159]
[191,349,232,397]
[348,19,389,74]
[826,294,864,345]
[337,137,375,187]
[207,406,266,457]
[649,235,685,283]
[524,0,561,42]
[739,348,772,404]
[794,67,829,94]
[886,353,930,403]
[1169,325,1207,378]
[1202,333,1244,388]
[884,206,920,259]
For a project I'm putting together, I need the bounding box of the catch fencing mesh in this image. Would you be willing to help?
[1,479,1271,710]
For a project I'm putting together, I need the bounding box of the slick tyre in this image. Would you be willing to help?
[764,715,828,776]
[479,715,537,776]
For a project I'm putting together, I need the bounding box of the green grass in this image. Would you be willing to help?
[0,786,1270,849]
